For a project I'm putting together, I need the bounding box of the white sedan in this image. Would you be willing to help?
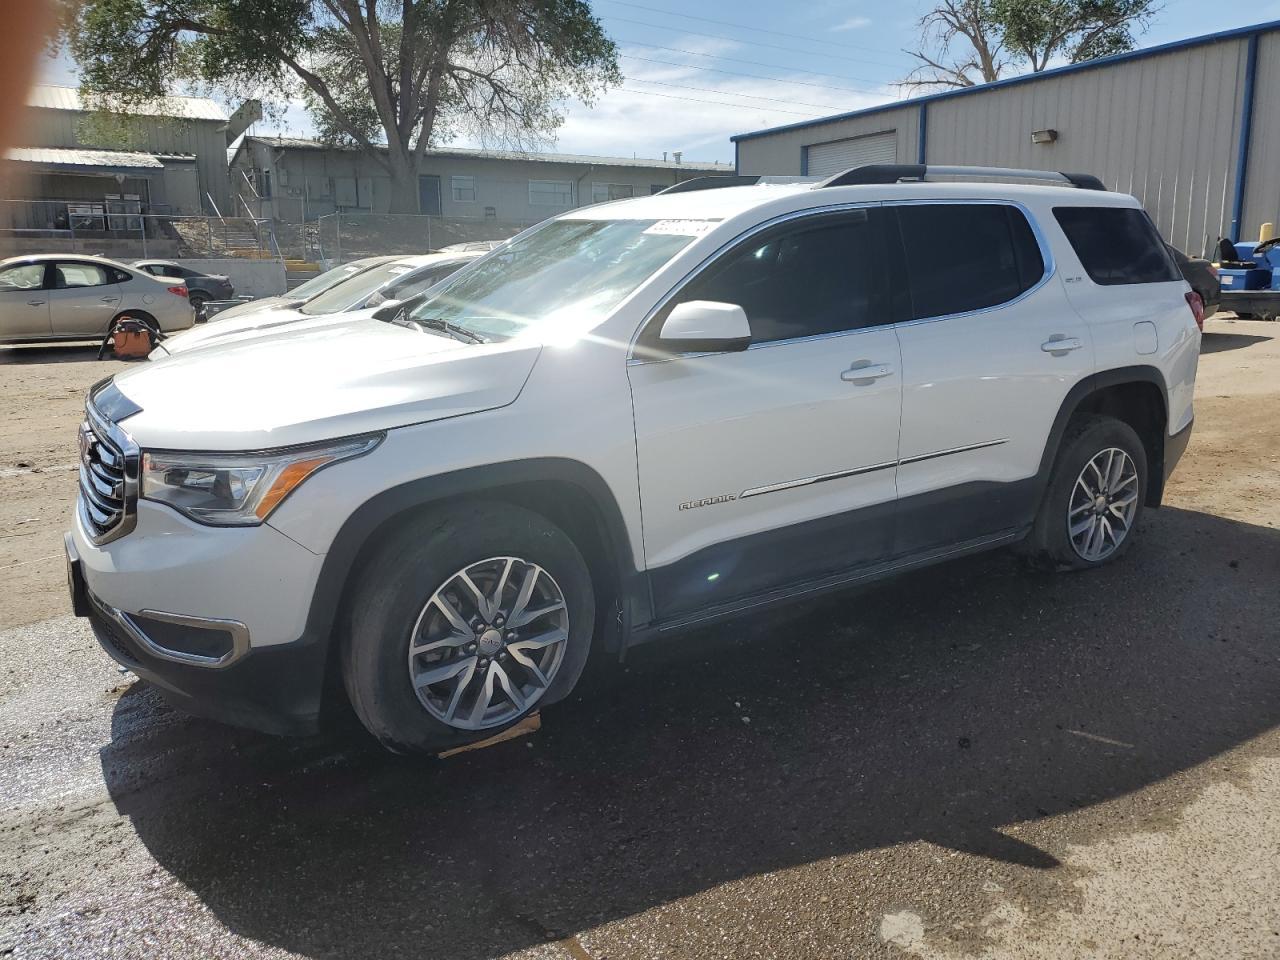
[0,254,194,344]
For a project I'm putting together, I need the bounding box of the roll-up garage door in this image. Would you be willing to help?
[805,131,897,177]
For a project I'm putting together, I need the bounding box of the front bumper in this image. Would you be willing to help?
[68,499,332,736]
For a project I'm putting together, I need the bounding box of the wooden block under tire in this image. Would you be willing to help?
[437,713,541,758]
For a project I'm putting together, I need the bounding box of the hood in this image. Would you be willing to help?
[208,295,303,322]
[160,304,324,355]
[113,317,542,450]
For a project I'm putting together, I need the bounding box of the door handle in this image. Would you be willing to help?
[1041,336,1083,353]
[100,296,120,303]
[27,299,46,306]
[841,361,895,382]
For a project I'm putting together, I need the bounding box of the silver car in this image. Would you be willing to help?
[0,254,195,344]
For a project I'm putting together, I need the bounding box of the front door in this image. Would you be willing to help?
[418,175,442,216]
[629,207,903,621]
[890,201,1094,554]
[0,262,51,339]
[46,261,122,337]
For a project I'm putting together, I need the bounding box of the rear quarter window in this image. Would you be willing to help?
[1053,206,1181,285]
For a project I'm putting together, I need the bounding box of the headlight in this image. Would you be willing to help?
[141,434,381,526]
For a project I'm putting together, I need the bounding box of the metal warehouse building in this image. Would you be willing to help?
[732,19,1280,256]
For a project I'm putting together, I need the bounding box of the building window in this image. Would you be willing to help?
[592,182,635,204]
[529,179,574,206]
[452,176,476,203]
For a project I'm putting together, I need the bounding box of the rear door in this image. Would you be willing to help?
[629,206,904,620]
[46,261,122,337]
[891,200,1094,555]
[0,262,52,339]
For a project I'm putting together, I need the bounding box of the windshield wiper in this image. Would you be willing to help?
[406,317,488,344]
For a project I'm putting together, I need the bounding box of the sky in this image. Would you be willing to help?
[38,0,1280,165]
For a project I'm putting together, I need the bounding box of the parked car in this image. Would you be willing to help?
[438,240,506,254]
[66,165,1200,755]
[0,254,194,344]
[208,256,396,323]
[132,260,235,318]
[156,252,482,356]
[1166,243,1220,318]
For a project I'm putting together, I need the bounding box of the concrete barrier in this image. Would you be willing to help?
[174,259,287,299]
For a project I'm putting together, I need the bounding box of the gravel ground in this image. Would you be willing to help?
[1,318,1278,959]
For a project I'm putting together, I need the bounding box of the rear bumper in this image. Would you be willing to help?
[1163,418,1193,486]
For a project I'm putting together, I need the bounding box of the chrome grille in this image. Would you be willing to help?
[77,404,139,544]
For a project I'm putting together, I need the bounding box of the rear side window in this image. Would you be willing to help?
[1053,206,1181,285]
[664,208,889,345]
[894,204,1045,320]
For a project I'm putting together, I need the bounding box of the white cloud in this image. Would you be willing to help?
[831,16,872,31]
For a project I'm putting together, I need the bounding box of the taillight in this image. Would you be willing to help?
[167,285,188,298]
[1185,291,1205,332]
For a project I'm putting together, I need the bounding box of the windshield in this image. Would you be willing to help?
[405,218,712,341]
[290,259,385,301]
[300,261,415,315]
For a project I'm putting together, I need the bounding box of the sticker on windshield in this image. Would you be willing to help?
[643,219,718,237]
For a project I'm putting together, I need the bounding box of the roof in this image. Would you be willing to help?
[3,145,164,171]
[242,136,732,172]
[563,178,1138,223]
[26,84,228,122]
[733,17,1280,143]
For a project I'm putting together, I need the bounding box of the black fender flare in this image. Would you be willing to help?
[297,457,646,670]
[1034,365,1171,506]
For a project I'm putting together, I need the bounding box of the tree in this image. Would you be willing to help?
[62,0,620,212]
[904,0,1158,89]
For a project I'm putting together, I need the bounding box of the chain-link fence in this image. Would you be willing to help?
[1,200,540,266]
[314,213,539,264]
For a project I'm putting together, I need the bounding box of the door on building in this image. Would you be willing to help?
[805,130,897,177]
[0,261,52,340]
[418,175,442,216]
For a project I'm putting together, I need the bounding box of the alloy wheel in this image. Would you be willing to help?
[1068,447,1139,562]
[407,556,569,730]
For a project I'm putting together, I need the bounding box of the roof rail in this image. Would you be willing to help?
[658,175,761,195]
[818,164,1106,191]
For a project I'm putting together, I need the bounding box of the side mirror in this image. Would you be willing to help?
[371,298,403,321]
[658,300,752,354]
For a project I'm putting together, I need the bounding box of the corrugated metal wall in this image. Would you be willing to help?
[736,28,1277,258]
[926,37,1248,256]
[1243,31,1280,241]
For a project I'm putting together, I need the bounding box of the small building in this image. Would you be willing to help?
[732,19,1280,255]
[230,136,733,224]
[2,85,258,225]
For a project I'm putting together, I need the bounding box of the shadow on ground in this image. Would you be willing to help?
[0,344,102,364]
[102,506,1280,958]
[1200,330,1273,354]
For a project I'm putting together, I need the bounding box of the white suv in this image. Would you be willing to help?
[65,165,1201,754]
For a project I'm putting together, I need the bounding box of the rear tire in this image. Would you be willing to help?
[341,502,595,754]
[1022,415,1148,571]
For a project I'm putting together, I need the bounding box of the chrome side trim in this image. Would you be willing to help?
[736,439,1008,501]
[898,438,1009,465]
[90,592,251,669]
[741,459,897,499]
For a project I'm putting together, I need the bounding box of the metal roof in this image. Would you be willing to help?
[732,16,1280,143]
[26,84,228,122]
[3,146,164,170]
[242,135,732,172]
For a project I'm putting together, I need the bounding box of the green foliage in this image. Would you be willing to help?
[906,0,1158,88]
[63,0,619,196]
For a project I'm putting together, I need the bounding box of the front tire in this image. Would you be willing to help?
[341,502,595,754]
[1023,415,1148,571]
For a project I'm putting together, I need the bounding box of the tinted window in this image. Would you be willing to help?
[1053,206,1181,285]
[895,204,1044,320]
[666,209,887,345]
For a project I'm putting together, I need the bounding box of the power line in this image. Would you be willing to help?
[624,74,846,111]
[619,86,832,118]
[617,37,898,88]
[620,53,887,98]
[600,0,892,56]
[605,15,903,69]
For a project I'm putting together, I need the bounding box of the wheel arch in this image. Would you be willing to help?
[302,458,647,716]
[1038,366,1171,508]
